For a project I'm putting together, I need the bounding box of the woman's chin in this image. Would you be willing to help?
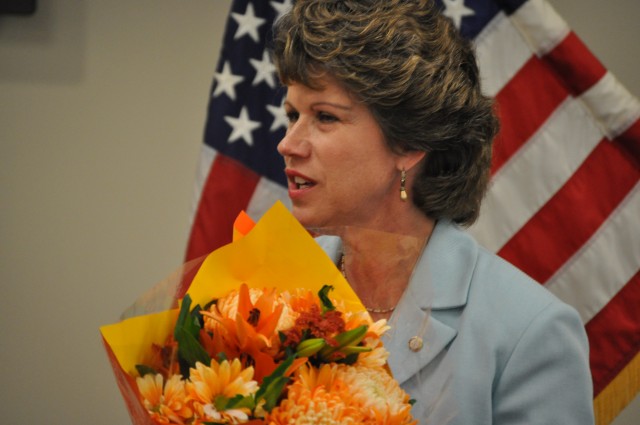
[291,207,316,228]
[291,206,328,231]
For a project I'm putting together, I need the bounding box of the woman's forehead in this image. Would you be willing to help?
[285,75,359,105]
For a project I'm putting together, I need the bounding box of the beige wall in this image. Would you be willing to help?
[0,0,636,423]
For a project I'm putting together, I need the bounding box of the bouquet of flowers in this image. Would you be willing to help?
[100,202,416,424]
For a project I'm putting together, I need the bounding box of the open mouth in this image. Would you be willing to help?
[293,176,315,190]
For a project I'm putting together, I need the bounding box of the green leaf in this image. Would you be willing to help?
[318,285,336,313]
[175,327,211,368]
[174,295,195,340]
[214,394,256,411]
[255,355,294,412]
[174,294,211,375]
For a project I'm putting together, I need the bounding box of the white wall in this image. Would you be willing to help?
[0,0,636,423]
[1,1,230,423]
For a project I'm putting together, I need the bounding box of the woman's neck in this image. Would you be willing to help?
[339,213,434,318]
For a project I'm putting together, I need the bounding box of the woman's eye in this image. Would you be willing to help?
[286,111,299,123]
[317,112,338,123]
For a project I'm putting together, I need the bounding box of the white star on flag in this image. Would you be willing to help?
[224,106,261,146]
[231,3,266,42]
[442,0,475,30]
[212,62,244,101]
[250,51,277,88]
[266,99,288,132]
[271,0,293,21]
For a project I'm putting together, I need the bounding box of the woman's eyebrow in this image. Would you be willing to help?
[310,101,353,111]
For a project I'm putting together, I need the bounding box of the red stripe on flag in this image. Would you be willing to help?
[498,138,640,283]
[543,31,607,96]
[185,154,260,261]
[491,56,568,174]
[586,271,640,396]
[615,118,640,169]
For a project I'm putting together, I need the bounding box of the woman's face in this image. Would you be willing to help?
[278,75,404,230]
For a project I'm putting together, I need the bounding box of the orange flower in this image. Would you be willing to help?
[202,284,297,341]
[200,284,304,381]
[266,364,364,425]
[146,336,181,379]
[136,373,192,424]
[338,364,416,425]
[186,358,258,424]
[266,364,415,425]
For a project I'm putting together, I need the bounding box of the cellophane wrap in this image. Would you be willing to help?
[100,202,378,424]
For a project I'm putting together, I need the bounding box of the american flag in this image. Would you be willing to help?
[186,0,639,422]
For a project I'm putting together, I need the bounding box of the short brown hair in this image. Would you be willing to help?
[272,0,499,226]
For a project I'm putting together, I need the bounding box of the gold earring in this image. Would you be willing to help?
[400,169,408,201]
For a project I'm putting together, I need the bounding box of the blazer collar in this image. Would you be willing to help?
[409,219,477,310]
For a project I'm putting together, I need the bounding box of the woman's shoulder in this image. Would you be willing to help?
[473,238,570,318]
[431,220,581,328]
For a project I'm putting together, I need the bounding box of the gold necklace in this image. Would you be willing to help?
[340,254,396,314]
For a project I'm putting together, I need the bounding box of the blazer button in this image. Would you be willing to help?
[408,336,423,352]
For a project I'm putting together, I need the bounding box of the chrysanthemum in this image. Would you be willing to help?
[266,365,364,425]
[267,364,415,425]
[187,359,258,423]
[337,364,416,425]
[355,336,390,369]
[136,373,192,424]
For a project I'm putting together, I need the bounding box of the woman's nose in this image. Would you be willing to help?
[277,121,309,158]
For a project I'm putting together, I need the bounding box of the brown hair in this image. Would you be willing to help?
[272,0,499,226]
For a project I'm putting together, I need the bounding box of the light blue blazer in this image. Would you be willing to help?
[317,219,594,424]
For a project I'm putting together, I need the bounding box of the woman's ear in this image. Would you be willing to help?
[397,150,426,172]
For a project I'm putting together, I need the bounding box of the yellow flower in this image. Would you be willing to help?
[136,373,192,424]
[187,358,258,423]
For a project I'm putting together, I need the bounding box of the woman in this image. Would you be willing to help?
[272,0,594,423]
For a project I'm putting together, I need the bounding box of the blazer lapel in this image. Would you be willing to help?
[386,219,477,384]
[315,221,477,385]
[385,305,457,385]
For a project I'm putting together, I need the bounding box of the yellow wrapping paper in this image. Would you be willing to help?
[100,201,364,377]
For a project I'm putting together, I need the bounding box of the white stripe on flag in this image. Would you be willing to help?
[546,182,640,323]
[470,96,603,251]
[475,12,529,97]
[510,0,569,57]
[581,72,640,139]
[474,0,569,99]
[190,144,217,228]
